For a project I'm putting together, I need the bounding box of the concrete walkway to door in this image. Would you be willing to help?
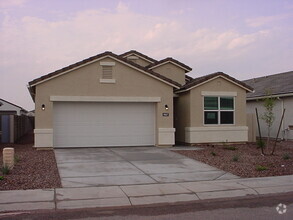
[54,147,238,188]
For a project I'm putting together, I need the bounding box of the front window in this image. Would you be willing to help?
[204,96,234,125]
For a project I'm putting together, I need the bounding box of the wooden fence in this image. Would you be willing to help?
[0,115,34,143]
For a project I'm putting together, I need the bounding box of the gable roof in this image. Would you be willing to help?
[243,71,293,100]
[185,75,193,83]
[0,98,27,112]
[28,51,181,89]
[120,50,157,63]
[176,72,253,93]
[147,57,192,73]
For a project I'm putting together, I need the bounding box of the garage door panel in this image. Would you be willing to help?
[53,102,155,147]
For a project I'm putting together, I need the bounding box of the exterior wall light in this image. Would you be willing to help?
[41,104,45,111]
[165,104,169,110]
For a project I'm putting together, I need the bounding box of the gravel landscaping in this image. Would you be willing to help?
[1,133,292,191]
[0,133,61,191]
[173,141,293,178]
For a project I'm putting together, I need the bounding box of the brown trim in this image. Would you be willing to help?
[120,50,157,63]
[185,75,193,82]
[146,57,192,72]
[176,72,254,93]
[28,51,181,88]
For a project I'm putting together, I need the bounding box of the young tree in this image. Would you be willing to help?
[261,91,276,148]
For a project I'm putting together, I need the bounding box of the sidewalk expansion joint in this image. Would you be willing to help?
[53,189,57,210]
[119,186,133,205]
[235,182,260,195]
[108,149,160,184]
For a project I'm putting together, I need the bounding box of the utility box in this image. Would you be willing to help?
[3,147,14,169]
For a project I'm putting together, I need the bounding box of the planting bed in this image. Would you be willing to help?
[174,141,293,178]
[0,133,61,190]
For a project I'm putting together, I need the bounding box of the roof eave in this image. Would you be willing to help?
[120,50,157,63]
[28,53,180,89]
[176,75,254,94]
[122,53,156,64]
[149,60,192,72]
[247,92,293,101]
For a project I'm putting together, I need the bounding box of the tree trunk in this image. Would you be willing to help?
[267,128,271,148]
[271,108,286,155]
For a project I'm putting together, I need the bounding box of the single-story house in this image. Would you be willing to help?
[243,71,293,140]
[28,50,253,148]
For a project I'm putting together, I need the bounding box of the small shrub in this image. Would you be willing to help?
[0,176,4,180]
[256,140,266,149]
[211,151,216,156]
[256,165,268,171]
[232,155,239,162]
[283,153,291,160]
[223,146,237,151]
[14,155,20,163]
[1,166,10,175]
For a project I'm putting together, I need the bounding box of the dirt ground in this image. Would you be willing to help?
[0,133,61,191]
[173,141,293,178]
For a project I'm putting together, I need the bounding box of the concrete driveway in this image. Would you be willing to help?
[54,147,238,188]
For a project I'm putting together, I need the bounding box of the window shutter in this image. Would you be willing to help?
[102,66,113,79]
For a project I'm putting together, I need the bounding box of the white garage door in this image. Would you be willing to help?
[53,102,155,147]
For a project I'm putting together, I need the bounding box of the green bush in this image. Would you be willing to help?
[14,155,20,163]
[256,165,268,171]
[1,166,10,175]
[223,146,237,151]
[0,176,4,180]
[232,155,239,162]
[256,140,266,149]
[283,153,291,160]
[211,151,217,156]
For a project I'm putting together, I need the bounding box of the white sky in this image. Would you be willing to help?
[0,0,292,110]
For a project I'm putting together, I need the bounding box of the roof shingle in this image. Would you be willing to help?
[146,57,192,72]
[119,50,157,63]
[243,71,293,99]
[177,72,253,92]
[28,51,181,88]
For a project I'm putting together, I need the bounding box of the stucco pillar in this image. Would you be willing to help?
[3,147,14,169]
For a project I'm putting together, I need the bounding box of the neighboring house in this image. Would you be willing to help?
[0,98,33,143]
[28,50,253,148]
[243,71,293,140]
[0,98,28,116]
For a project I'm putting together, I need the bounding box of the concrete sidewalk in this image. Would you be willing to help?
[1,175,293,212]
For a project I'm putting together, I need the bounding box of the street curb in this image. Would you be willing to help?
[1,175,293,213]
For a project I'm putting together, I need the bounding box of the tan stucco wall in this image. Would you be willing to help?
[175,77,249,143]
[189,78,247,127]
[174,93,190,142]
[34,57,174,146]
[152,63,186,85]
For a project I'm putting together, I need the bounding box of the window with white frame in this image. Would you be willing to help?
[204,96,234,125]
